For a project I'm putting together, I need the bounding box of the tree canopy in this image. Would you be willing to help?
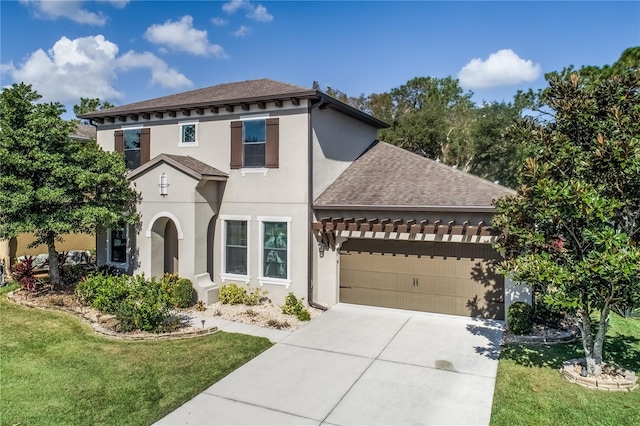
[0,83,137,287]
[493,67,640,376]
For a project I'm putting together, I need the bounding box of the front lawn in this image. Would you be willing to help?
[0,285,272,425]
[491,313,640,425]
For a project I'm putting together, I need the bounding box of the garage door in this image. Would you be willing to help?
[339,239,504,319]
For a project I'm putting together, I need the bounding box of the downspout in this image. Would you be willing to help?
[307,96,328,311]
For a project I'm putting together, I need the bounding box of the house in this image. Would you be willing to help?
[0,123,97,270]
[80,79,530,319]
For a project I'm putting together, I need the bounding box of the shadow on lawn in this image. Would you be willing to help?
[501,330,640,372]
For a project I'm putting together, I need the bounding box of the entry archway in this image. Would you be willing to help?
[149,214,183,278]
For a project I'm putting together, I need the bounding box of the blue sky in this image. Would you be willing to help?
[1,1,638,118]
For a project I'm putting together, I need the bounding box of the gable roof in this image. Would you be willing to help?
[78,78,388,129]
[314,142,515,212]
[127,154,228,182]
[70,123,96,140]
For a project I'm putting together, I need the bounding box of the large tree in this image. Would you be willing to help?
[493,69,640,376]
[0,83,137,287]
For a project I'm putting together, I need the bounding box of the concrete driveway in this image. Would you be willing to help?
[156,304,504,425]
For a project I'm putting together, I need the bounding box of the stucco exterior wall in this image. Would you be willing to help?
[311,107,379,200]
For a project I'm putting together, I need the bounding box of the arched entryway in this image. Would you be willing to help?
[148,214,183,278]
[164,220,179,274]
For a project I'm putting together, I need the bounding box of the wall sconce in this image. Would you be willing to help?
[158,173,170,196]
[318,241,326,258]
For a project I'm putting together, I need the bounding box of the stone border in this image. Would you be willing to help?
[7,291,219,341]
[561,358,639,392]
[503,328,578,345]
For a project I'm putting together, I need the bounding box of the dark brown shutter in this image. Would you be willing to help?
[265,118,279,168]
[140,128,151,165]
[230,121,243,169]
[114,130,124,153]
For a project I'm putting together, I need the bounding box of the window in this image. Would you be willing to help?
[108,225,128,265]
[230,118,279,170]
[243,119,265,167]
[123,129,141,170]
[114,128,150,170]
[220,216,251,283]
[179,121,198,146]
[258,217,291,287]
[225,221,247,275]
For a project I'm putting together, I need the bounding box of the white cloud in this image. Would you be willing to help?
[20,0,106,26]
[458,49,542,89]
[211,17,228,26]
[1,35,192,104]
[117,51,192,89]
[222,0,245,14]
[248,4,272,22]
[102,0,130,9]
[232,25,251,37]
[222,0,273,23]
[144,15,226,57]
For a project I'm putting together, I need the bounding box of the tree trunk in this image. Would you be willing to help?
[577,308,610,377]
[47,241,60,289]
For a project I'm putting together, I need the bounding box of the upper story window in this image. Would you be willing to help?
[243,119,266,167]
[123,129,141,169]
[179,121,198,147]
[114,128,150,170]
[230,117,279,170]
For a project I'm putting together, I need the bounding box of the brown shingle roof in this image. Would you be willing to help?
[81,79,313,117]
[70,123,96,140]
[78,78,389,129]
[314,142,515,210]
[127,154,228,182]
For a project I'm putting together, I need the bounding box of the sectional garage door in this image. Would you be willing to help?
[339,239,504,319]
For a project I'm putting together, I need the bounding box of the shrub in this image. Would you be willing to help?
[162,274,195,308]
[244,286,268,306]
[96,264,125,276]
[76,273,172,333]
[219,283,247,305]
[60,264,89,288]
[12,256,40,292]
[508,301,534,335]
[219,283,268,306]
[195,300,206,311]
[266,319,291,330]
[281,292,311,321]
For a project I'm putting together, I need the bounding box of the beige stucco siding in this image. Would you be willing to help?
[311,107,379,200]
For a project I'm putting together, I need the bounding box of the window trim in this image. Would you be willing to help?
[178,120,199,147]
[106,225,129,269]
[220,215,251,283]
[257,216,291,288]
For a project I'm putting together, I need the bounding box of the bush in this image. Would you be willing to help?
[162,274,195,308]
[12,256,40,292]
[219,283,247,305]
[508,301,534,335]
[281,292,311,321]
[60,264,89,288]
[219,283,268,306]
[76,272,172,333]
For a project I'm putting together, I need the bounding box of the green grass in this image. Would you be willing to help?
[491,313,640,426]
[0,285,272,425]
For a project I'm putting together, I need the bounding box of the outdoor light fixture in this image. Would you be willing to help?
[318,241,325,258]
[158,173,170,196]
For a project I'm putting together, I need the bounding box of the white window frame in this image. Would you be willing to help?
[257,216,292,288]
[220,215,251,283]
[178,120,199,147]
[106,225,129,269]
